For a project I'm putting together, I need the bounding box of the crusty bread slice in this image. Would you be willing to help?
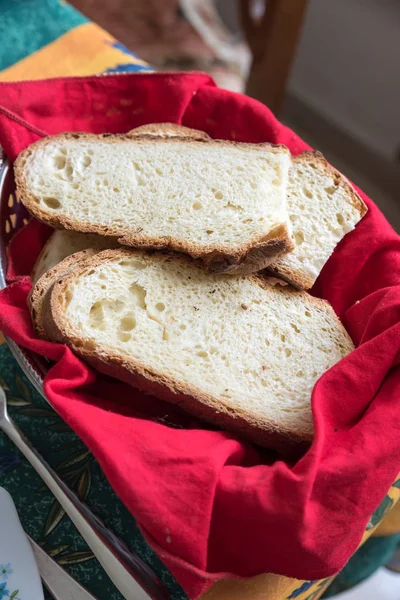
[29,249,98,338]
[15,133,294,275]
[267,152,368,289]
[128,123,211,141]
[31,230,119,284]
[41,248,354,450]
[129,127,368,288]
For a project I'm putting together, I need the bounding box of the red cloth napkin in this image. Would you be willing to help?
[1,73,400,599]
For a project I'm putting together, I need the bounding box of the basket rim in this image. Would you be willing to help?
[0,153,47,396]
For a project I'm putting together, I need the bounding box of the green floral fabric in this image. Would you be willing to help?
[0,345,187,600]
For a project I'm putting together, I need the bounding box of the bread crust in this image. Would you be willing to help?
[38,248,354,452]
[29,249,98,339]
[15,131,294,275]
[127,123,211,141]
[267,151,368,289]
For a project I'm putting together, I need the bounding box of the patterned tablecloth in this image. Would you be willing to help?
[0,2,399,599]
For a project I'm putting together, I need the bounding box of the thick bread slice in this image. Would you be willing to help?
[267,152,368,289]
[15,133,294,275]
[128,123,211,141]
[31,230,119,284]
[29,249,98,338]
[43,249,354,450]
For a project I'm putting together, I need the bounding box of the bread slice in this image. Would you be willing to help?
[15,133,294,275]
[128,123,211,141]
[31,230,119,284]
[29,249,98,338]
[267,152,368,289]
[41,248,354,450]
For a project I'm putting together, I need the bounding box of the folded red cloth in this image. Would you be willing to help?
[1,73,400,599]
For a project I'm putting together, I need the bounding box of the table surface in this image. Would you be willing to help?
[0,2,399,599]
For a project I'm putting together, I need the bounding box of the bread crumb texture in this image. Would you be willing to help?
[56,251,354,438]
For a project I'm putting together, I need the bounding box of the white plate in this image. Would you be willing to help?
[0,487,44,600]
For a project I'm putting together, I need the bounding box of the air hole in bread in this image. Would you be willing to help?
[129,282,147,309]
[225,202,242,212]
[180,324,187,330]
[53,155,66,170]
[336,213,345,226]
[305,310,311,318]
[272,178,280,186]
[290,323,301,334]
[206,230,214,235]
[280,334,286,342]
[42,197,61,210]
[65,165,73,180]
[294,231,304,245]
[113,187,120,193]
[155,302,165,312]
[284,348,292,357]
[197,350,208,359]
[129,260,146,270]
[133,161,141,172]
[156,168,163,176]
[214,191,223,199]
[99,273,106,280]
[82,155,91,168]
[90,301,104,324]
[325,186,335,194]
[118,331,131,343]
[304,189,313,199]
[119,315,136,331]
[192,202,202,210]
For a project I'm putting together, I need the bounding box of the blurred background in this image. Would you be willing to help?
[70,0,400,230]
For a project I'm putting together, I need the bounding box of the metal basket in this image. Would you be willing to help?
[0,151,50,397]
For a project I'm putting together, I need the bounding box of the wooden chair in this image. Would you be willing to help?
[240,0,309,115]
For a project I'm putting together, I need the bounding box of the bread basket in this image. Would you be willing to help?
[0,149,50,395]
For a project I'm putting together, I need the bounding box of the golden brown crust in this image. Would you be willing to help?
[201,224,295,274]
[29,249,98,339]
[127,122,211,141]
[15,132,293,275]
[265,261,314,290]
[43,248,322,452]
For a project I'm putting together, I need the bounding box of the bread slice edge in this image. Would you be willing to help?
[29,249,99,339]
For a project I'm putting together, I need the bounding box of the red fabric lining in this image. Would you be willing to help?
[0,73,400,599]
